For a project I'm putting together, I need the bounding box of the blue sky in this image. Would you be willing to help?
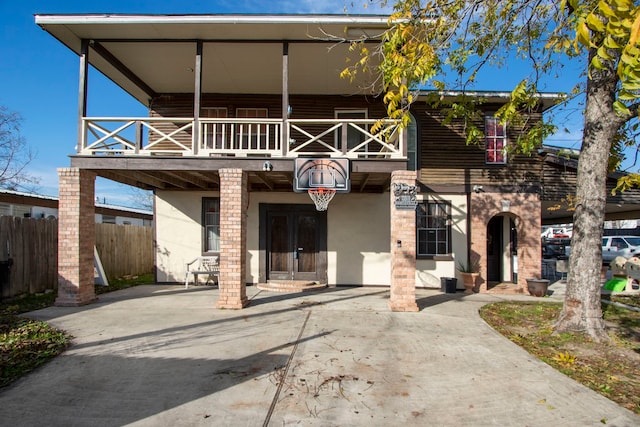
[0,0,587,208]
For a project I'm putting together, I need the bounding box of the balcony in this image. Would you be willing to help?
[80,117,406,159]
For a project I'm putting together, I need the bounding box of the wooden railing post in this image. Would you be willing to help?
[135,120,142,154]
[341,122,348,154]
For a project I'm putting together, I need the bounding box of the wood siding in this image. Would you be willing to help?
[542,156,640,204]
[148,93,547,189]
[412,102,545,190]
[149,93,389,152]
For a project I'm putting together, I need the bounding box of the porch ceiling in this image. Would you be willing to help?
[35,14,388,104]
[70,156,401,193]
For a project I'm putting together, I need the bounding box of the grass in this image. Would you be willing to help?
[480,295,640,415]
[0,273,154,388]
[94,273,155,294]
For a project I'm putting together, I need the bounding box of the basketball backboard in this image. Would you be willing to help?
[294,158,350,193]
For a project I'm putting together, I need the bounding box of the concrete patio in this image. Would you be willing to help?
[0,285,638,426]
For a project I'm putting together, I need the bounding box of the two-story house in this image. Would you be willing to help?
[37,13,639,310]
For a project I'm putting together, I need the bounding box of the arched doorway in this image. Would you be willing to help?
[486,214,518,287]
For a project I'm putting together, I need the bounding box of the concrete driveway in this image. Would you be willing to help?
[0,285,638,426]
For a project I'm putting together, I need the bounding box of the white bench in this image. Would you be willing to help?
[184,256,219,288]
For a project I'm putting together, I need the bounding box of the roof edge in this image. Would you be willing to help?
[34,13,391,26]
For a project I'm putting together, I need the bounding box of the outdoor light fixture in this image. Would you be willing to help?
[262,161,273,172]
[397,240,402,248]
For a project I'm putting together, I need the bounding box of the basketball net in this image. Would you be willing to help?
[308,188,336,211]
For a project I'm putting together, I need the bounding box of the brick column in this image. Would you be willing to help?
[389,170,419,312]
[56,168,97,306]
[216,169,249,309]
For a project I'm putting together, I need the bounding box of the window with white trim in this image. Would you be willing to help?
[203,198,220,253]
[335,108,368,152]
[485,115,507,164]
[416,200,451,256]
[236,108,268,149]
[201,107,228,150]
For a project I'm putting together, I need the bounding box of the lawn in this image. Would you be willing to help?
[480,294,640,415]
[0,273,154,388]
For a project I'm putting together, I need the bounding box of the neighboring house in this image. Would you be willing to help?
[0,189,153,226]
[35,13,640,309]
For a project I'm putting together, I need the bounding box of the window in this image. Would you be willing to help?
[335,109,368,152]
[485,115,507,164]
[102,215,116,224]
[407,113,418,171]
[236,108,268,149]
[201,107,228,149]
[203,198,220,253]
[416,200,451,256]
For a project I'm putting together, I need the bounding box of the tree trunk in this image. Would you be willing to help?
[554,48,622,342]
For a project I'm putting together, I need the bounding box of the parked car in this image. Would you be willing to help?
[601,236,640,263]
[542,238,571,259]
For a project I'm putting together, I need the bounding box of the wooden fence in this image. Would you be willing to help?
[95,223,153,280]
[0,216,153,299]
[0,216,58,298]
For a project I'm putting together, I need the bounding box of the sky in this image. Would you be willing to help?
[0,0,588,209]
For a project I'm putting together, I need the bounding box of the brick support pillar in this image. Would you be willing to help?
[56,168,97,306]
[389,170,419,312]
[216,169,249,309]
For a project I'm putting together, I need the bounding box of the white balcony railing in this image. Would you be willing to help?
[80,117,405,159]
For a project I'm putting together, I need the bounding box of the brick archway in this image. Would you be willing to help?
[470,192,541,293]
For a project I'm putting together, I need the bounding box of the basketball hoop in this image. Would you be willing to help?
[308,188,336,211]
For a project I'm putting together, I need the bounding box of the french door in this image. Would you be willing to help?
[261,204,327,282]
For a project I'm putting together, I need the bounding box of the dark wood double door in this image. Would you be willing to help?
[260,204,327,282]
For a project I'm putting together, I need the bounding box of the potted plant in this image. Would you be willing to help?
[457,260,479,294]
[526,278,550,297]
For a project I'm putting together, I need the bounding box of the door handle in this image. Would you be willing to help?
[298,247,303,251]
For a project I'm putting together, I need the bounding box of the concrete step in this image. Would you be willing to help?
[257,280,327,293]
[486,283,526,295]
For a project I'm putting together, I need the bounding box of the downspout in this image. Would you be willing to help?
[193,40,203,156]
[77,39,89,153]
[282,42,289,157]
[467,191,472,270]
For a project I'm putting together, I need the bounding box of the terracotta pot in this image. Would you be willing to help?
[526,279,550,297]
[460,272,478,294]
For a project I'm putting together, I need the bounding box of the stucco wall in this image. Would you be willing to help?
[415,194,468,289]
[155,191,216,282]
[155,190,471,287]
[155,190,392,285]
[246,192,391,285]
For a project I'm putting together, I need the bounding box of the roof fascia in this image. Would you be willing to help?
[34,14,391,26]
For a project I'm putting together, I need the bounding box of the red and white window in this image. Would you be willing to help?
[485,116,507,164]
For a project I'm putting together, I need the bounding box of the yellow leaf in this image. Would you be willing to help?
[587,13,605,33]
[628,8,640,48]
[598,0,616,17]
[591,55,605,70]
[577,22,592,47]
